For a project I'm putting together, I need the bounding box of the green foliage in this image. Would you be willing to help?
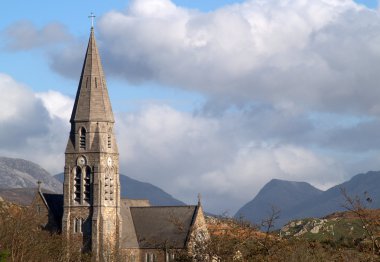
[0,250,9,262]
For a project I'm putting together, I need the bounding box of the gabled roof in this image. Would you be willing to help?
[130,206,199,249]
[42,193,63,223]
[70,28,114,123]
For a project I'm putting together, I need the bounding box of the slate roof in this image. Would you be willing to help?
[42,193,63,226]
[129,206,199,249]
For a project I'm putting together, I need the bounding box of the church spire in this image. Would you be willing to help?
[70,28,114,123]
[63,25,121,259]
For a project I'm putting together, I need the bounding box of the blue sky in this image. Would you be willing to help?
[1,0,380,213]
[1,0,377,112]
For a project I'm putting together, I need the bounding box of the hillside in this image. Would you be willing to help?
[0,188,40,206]
[280,209,380,243]
[0,157,61,193]
[236,171,380,228]
[54,173,185,206]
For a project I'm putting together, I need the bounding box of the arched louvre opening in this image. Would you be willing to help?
[74,166,82,204]
[104,168,114,202]
[108,133,111,148]
[109,169,114,201]
[84,166,91,203]
[80,127,86,149]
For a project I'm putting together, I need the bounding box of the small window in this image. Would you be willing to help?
[165,251,176,262]
[36,204,41,215]
[74,218,82,233]
[145,253,156,262]
[80,127,86,149]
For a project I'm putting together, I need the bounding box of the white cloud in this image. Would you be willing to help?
[36,90,73,120]
[3,21,72,51]
[95,0,380,115]
[0,73,37,121]
[0,73,71,174]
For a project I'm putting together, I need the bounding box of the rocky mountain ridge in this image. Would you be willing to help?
[0,157,61,193]
[236,171,380,228]
[0,156,184,207]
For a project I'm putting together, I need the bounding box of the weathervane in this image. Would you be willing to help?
[88,12,96,28]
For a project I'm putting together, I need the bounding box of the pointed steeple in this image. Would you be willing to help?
[70,28,114,123]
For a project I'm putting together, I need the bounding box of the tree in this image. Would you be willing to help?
[340,187,380,261]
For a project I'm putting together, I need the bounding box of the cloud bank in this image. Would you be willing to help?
[0,74,70,173]
[97,0,380,115]
[3,0,380,213]
[0,72,347,213]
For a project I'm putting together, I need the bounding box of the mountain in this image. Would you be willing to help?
[283,171,380,221]
[235,171,380,228]
[54,173,185,206]
[235,179,323,227]
[0,157,62,193]
[0,156,184,207]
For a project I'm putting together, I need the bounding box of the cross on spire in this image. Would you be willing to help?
[88,12,96,28]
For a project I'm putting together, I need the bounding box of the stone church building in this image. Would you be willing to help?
[32,27,208,262]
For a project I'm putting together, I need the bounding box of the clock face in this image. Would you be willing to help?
[107,157,112,167]
[77,156,86,166]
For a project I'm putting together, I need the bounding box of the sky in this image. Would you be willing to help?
[1,0,380,215]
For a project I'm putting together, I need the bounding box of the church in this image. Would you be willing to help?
[32,26,208,262]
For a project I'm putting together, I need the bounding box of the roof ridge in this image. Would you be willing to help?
[130,205,197,209]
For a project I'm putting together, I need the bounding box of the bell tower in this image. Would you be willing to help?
[62,26,121,260]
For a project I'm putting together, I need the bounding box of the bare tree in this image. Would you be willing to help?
[260,205,281,256]
[340,187,380,261]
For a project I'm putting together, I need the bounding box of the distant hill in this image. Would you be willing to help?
[235,171,380,228]
[0,157,62,193]
[0,156,185,207]
[283,171,380,221]
[235,179,323,228]
[54,173,185,206]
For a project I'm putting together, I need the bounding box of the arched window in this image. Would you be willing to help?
[80,127,86,149]
[84,166,91,203]
[74,166,82,204]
